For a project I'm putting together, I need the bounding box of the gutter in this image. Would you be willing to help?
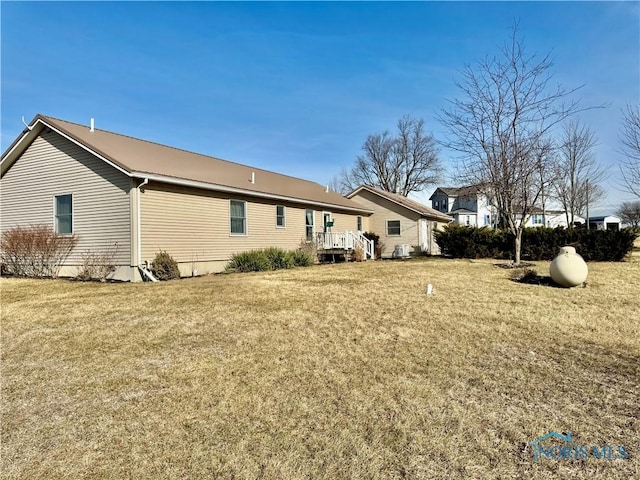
[130,172,374,215]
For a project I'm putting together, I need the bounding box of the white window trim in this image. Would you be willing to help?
[276,205,286,228]
[230,199,247,236]
[357,215,362,232]
[53,193,74,236]
[305,209,315,242]
[386,219,401,236]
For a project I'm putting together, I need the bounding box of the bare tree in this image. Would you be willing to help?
[439,24,589,264]
[617,200,640,227]
[534,138,557,228]
[619,104,640,198]
[337,115,441,196]
[328,173,349,195]
[550,121,605,226]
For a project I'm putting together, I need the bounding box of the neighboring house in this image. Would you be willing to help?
[347,185,452,257]
[430,185,497,228]
[430,185,584,229]
[588,215,621,231]
[517,209,585,228]
[1,114,373,281]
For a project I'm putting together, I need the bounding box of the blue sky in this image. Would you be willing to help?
[1,1,638,213]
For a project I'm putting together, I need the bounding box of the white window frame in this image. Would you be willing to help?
[230,199,247,236]
[305,209,315,241]
[276,205,286,228]
[386,220,401,236]
[357,215,362,232]
[54,193,74,235]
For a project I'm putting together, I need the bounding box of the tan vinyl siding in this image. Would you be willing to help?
[140,184,337,263]
[349,190,421,257]
[0,130,131,266]
[139,184,368,266]
[321,211,369,233]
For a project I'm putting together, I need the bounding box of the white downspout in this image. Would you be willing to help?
[136,178,157,281]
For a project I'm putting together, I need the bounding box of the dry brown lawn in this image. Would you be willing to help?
[1,257,639,479]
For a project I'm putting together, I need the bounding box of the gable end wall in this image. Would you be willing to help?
[349,190,421,257]
[0,130,132,274]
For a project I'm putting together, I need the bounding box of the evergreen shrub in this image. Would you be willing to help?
[435,225,638,262]
[151,250,181,280]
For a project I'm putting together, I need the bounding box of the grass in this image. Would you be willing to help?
[1,255,639,479]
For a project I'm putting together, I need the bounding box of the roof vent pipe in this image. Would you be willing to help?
[90,118,95,132]
[326,185,329,193]
[251,172,255,184]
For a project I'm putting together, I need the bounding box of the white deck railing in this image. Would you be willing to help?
[315,231,374,259]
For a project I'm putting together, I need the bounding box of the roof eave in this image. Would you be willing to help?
[1,115,133,179]
[349,184,450,220]
[1,116,45,177]
[132,172,374,214]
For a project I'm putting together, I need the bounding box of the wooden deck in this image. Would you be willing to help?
[315,231,374,259]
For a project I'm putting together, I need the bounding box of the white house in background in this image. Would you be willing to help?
[429,185,584,229]
[516,209,585,228]
[588,215,621,231]
[429,185,497,228]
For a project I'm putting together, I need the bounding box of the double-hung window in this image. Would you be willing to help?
[386,220,401,236]
[230,200,246,235]
[305,209,315,241]
[276,205,286,228]
[55,194,73,235]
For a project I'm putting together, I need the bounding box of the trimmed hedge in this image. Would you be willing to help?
[435,225,638,262]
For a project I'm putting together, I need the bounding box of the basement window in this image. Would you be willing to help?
[55,194,73,235]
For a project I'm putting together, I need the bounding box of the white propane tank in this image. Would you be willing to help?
[549,246,588,288]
